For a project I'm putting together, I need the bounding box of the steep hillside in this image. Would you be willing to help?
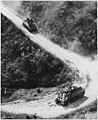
[1,1,97,101]
[1,2,97,119]
[22,1,97,56]
[1,14,78,91]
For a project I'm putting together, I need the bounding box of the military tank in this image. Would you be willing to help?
[23,18,38,34]
[55,86,85,106]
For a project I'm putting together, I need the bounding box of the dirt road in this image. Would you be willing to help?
[1,91,97,118]
[1,3,97,118]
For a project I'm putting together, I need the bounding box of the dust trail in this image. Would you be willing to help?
[2,1,22,12]
[1,3,97,117]
[2,1,26,19]
[1,2,97,90]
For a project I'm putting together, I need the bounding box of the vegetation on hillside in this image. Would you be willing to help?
[22,1,97,56]
[1,14,79,91]
[1,1,97,97]
[1,2,97,119]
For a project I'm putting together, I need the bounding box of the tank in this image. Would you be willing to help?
[55,86,85,106]
[23,18,38,34]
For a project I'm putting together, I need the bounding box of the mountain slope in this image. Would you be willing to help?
[1,4,81,90]
[1,2,97,119]
[21,1,97,56]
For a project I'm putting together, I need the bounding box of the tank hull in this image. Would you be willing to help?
[55,87,85,106]
[23,21,38,34]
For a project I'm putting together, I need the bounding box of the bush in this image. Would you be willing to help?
[37,88,42,94]
[33,93,38,97]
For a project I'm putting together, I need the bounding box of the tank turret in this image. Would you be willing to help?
[23,18,38,34]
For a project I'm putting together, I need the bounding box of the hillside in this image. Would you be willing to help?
[1,1,97,119]
[22,1,97,56]
[1,13,78,94]
[1,1,97,91]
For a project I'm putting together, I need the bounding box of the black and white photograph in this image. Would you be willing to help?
[1,1,97,119]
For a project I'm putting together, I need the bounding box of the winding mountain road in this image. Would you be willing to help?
[1,3,97,118]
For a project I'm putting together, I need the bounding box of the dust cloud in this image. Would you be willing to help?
[1,2,97,117]
[2,1,27,20]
